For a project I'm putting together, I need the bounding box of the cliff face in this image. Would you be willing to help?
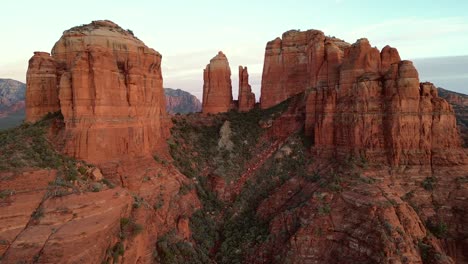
[164,88,202,114]
[25,20,170,163]
[438,87,468,147]
[305,38,463,167]
[260,30,463,167]
[260,30,349,109]
[26,52,60,122]
[202,51,233,114]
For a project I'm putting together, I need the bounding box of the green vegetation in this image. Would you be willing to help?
[154,229,212,264]
[0,112,64,171]
[32,207,44,220]
[103,241,125,264]
[318,204,331,215]
[0,112,111,198]
[426,220,448,239]
[164,100,303,264]
[422,177,436,191]
[132,195,145,209]
[162,94,331,263]
[120,217,144,238]
[178,183,194,195]
[0,189,14,199]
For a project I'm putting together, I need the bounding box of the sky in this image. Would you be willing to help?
[0,0,467,99]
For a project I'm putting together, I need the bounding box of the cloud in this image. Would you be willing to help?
[413,55,468,94]
[0,60,27,83]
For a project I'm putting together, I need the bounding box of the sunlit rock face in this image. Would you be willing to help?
[26,20,170,163]
[202,51,233,114]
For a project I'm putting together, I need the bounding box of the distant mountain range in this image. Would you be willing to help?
[0,79,26,129]
[164,88,202,114]
[0,79,201,129]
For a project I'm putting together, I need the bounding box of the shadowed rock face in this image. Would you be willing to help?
[202,51,233,114]
[238,66,255,112]
[25,20,170,163]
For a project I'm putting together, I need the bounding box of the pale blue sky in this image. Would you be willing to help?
[1,0,467,97]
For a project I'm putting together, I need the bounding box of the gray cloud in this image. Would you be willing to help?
[413,56,468,94]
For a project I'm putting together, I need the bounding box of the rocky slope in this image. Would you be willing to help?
[164,88,201,114]
[438,87,468,147]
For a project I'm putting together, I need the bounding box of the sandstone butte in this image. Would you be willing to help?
[202,51,234,114]
[26,20,170,163]
[238,66,256,112]
[2,20,200,263]
[260,29,465,167]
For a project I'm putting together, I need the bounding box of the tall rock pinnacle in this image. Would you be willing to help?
[238,66,255,112]
[202,51,233,114]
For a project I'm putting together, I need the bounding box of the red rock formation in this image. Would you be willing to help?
[261,29,463,166]
[380,45,401,73]
[238,66,255,112]
[304,36,464,166]
[260,30,349,109]
[25,52,59,122]
[25,20,170,163]
[202,51,233,114]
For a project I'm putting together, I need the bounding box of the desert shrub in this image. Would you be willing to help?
[0,189,14,199]
[154,230,211,264]
[318,204,331,215]
[422,177,436,191]
[120,217,144,238]
[179,183,194,195]
[32,207,44,220]
[78,166,87,175]
[426,220,448,239]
